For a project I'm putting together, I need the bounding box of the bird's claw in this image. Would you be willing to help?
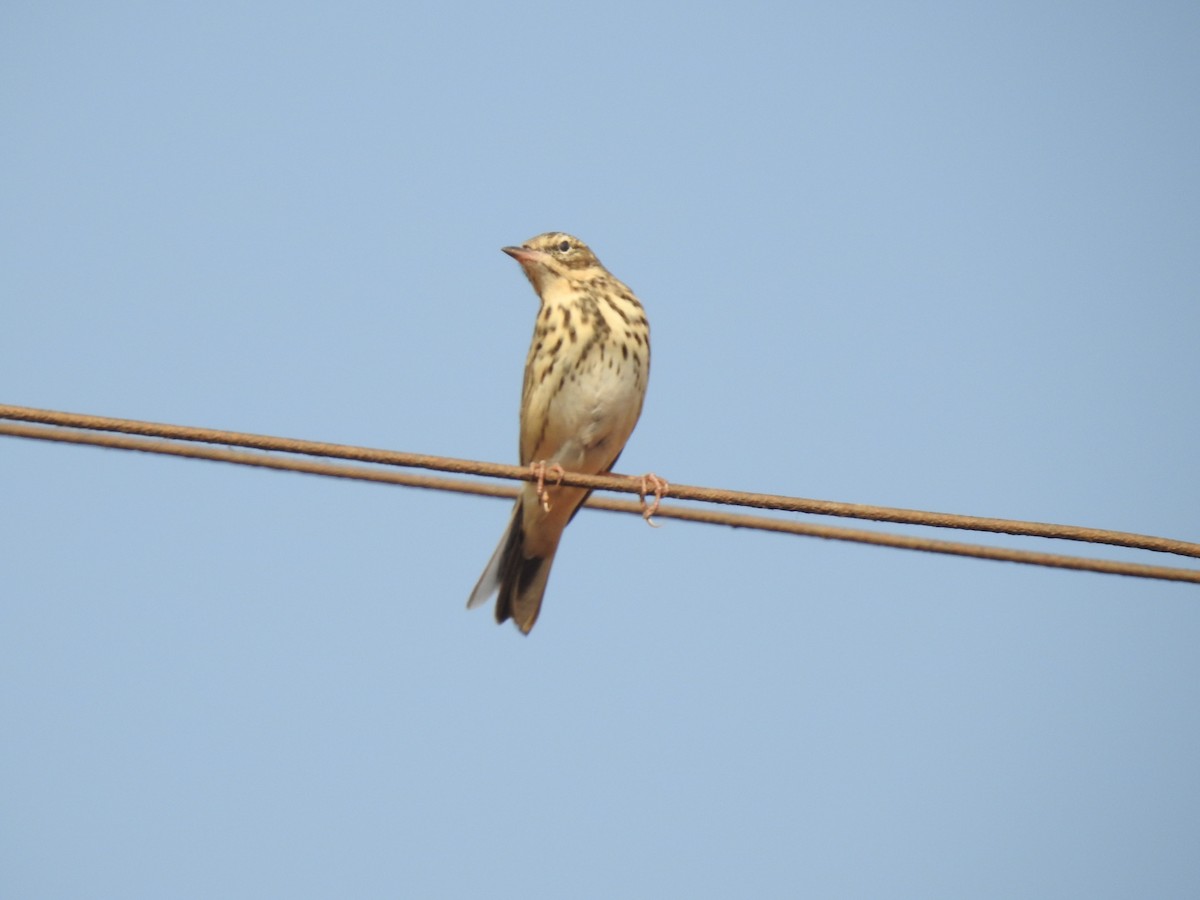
[638,473,669,527]
[531,461,565,512]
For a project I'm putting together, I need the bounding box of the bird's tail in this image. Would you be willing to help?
[467,494,559,634]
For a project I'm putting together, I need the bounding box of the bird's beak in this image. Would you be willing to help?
[502,245,543,265]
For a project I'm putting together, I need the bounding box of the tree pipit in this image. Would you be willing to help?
[468,232,659,633]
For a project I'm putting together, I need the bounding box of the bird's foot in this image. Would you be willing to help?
[531,461,565,512]
[638,473,669,527]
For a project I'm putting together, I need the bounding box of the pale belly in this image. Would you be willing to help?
[525,350,646,475]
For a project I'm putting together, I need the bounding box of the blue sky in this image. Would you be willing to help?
[3,2,1199,897]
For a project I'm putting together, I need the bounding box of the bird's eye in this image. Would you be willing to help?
[558,240,571,253]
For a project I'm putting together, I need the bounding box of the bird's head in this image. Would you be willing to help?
[503,232,604,294]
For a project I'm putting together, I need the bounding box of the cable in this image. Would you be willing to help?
[2,403,1196,560]
[2,418,1197,586]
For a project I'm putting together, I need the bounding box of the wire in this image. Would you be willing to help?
[1,406,1197,586]
[3,403,1196,559]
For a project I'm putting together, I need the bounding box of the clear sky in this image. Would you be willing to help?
[3,2,1199,897]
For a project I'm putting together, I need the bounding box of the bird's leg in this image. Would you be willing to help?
[638,473,669,527]
[531,461,566,512]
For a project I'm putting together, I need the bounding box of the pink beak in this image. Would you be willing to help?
[502,246,546,265]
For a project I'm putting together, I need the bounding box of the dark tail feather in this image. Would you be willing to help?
[495,536,551,635]
[467,498,556,634]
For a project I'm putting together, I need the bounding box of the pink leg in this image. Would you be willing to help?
[531,461,566,512]
[638,473,669,527]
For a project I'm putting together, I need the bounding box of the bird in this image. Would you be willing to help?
[467,232,654,634]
